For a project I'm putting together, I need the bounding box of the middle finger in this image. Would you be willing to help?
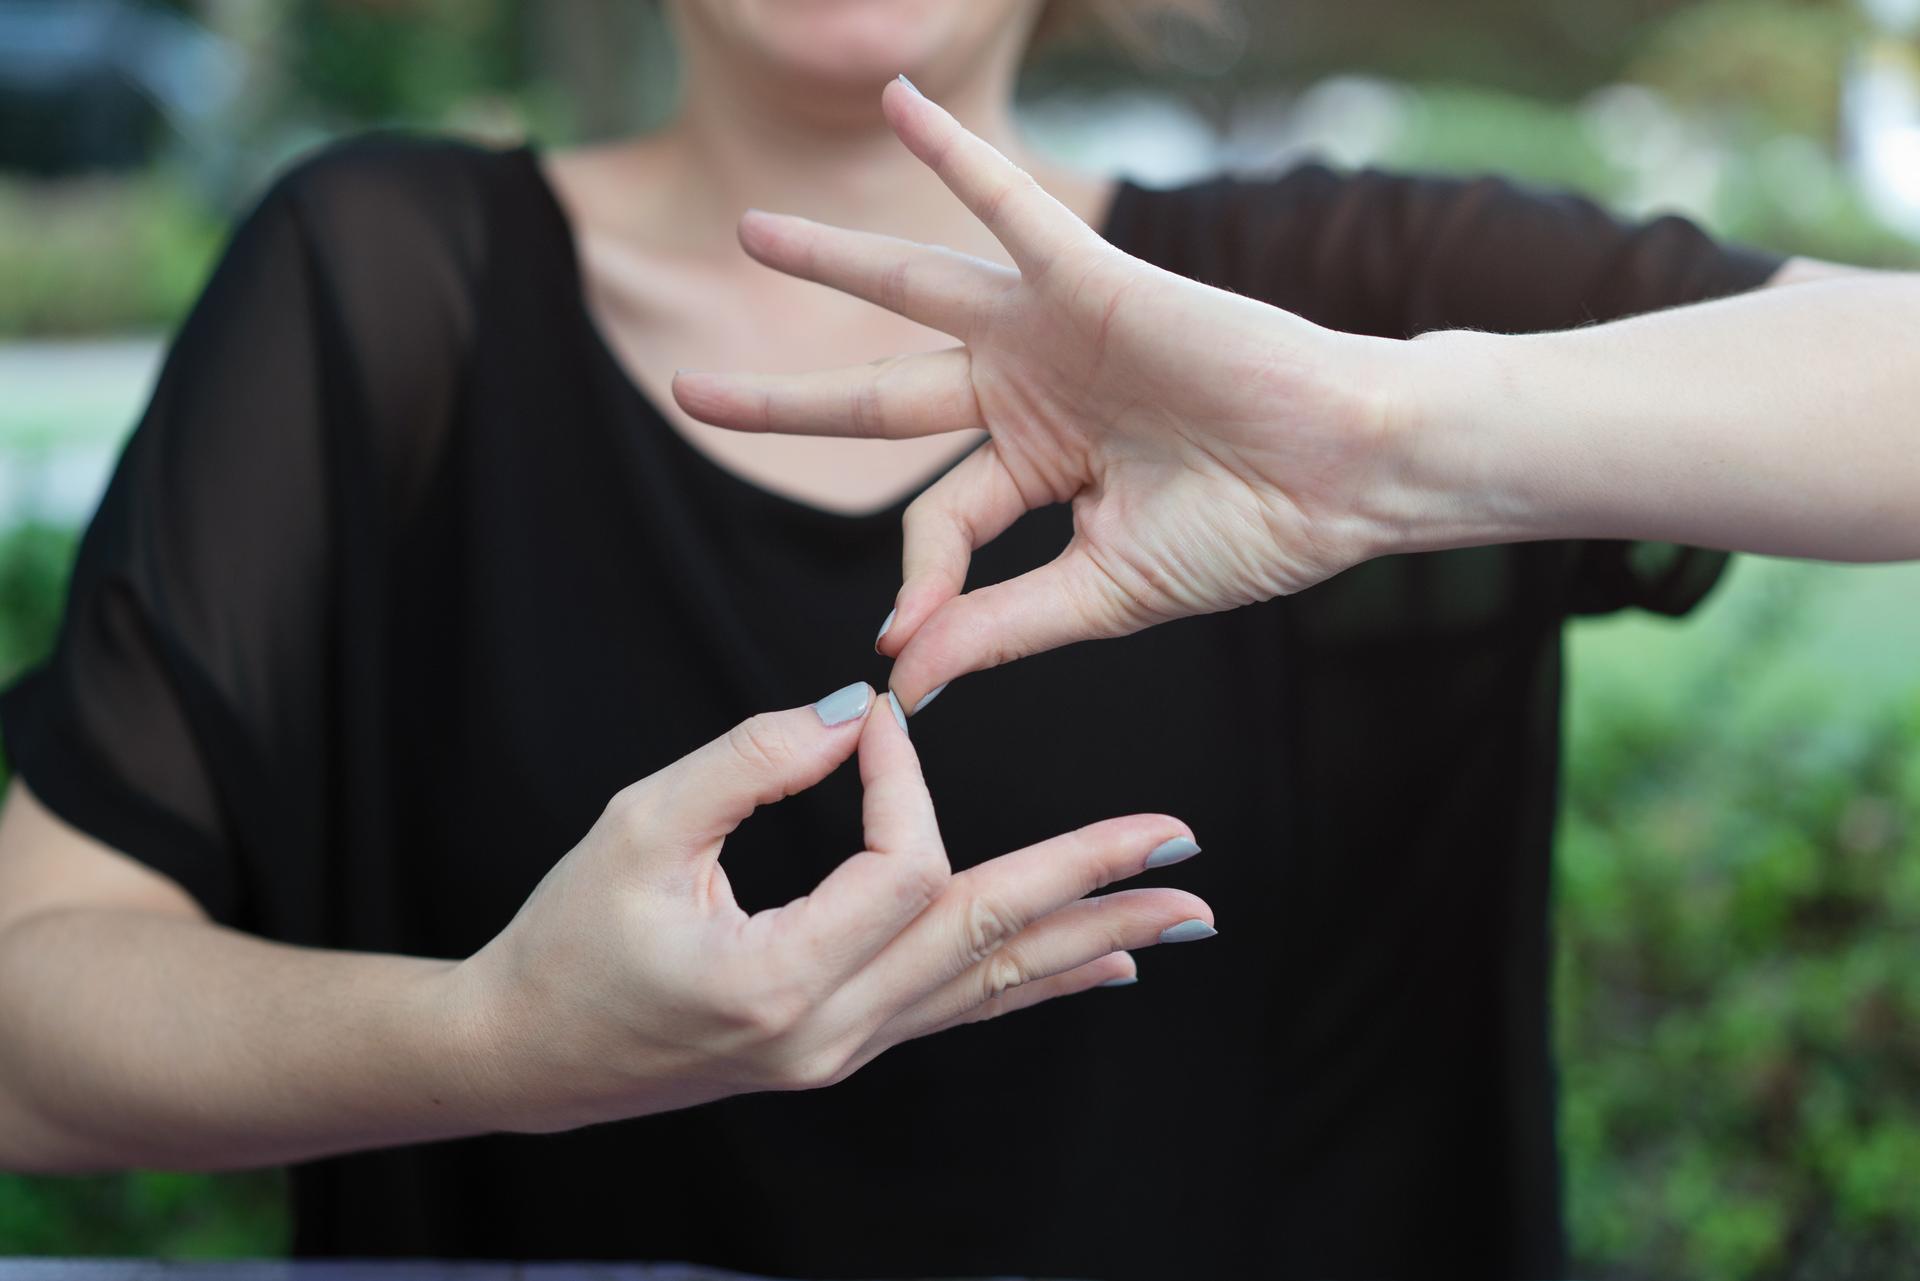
[832,815,1201,1017]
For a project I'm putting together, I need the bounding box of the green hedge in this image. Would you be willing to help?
[1559,568,1920,1278]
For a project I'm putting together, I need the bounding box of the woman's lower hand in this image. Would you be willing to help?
[672,78,1411,711]
[444,683,1211,1134]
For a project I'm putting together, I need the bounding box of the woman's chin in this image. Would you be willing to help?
[725,0,990,88]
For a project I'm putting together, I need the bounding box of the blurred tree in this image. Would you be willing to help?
[287,0,523,128]
[1560,567,1920,1280]
[1628,0,1863,138]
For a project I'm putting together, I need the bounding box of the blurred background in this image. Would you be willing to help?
[1,0,1918,1277]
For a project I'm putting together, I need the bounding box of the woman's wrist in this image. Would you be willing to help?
[430,943,634,1136]
[434,931,737,1137]
[1360,327,1576,556]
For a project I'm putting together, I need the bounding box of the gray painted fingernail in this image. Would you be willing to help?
[887,691,909,735]
[874,608,895,652]
[812,682,871,727]
[911,682,948,715]
[897,73,924,98]
[1100,973,1139,988]
[1159,919,1217,944]
[1145,837,1200,870]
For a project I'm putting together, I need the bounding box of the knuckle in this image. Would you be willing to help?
[902,492,960,547]
[980,173,1035,229]
[979,945,1033,1003]
[980,629,1032,672]
[978,183,1012,228]
[850,372,885,437]
[726,714,794,775]
[877,258,913,316]
[903,854,951,911]
[707,972,809,1042]
[956,890,1016,963]
[775,1043,852,1093]
[601,786,656,845]
[1081,817,1166,889]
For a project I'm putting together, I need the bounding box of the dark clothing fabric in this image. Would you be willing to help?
[0,134,1782,1279]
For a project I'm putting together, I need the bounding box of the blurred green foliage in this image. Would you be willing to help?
[290,0,525,128]
[0,175,224,338]
[0,525,75,675]
[1381,84,1920,267]
[0,1169,286,1258]
[1626,0,1862,136]
[1559,569,1920,1279]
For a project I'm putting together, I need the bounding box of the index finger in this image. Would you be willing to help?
[769,693,952,989]
[883,76,1089,277]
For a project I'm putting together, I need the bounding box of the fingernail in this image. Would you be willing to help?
[874,607,895,652]
[887,690,909,735]
[1145,836,1200,870]
[910,682,948,715]
[1159,919,1216,944]
[1100,973,1139,988]
[897,73,924,98]
[813,682,872,727]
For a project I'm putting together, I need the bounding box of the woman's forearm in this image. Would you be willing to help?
[0,907,496,1172]
[1392,273,1920,561]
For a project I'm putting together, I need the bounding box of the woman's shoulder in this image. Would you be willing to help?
[1119,158,1477,231]
[1114,159,1530,328]
[226,134,545,496]
[251,130,536,284]
[1110,161,1359,281]
[265,130,522,209]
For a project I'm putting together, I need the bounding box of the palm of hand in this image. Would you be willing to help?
[674,78,1395,707]
[988,251,1389,596]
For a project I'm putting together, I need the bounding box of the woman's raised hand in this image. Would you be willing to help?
[448,684,1211,1134]
[672,78,1405,712]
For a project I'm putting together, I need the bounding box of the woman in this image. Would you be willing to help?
[0,2,1885,1278]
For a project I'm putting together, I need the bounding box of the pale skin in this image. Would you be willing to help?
[0,0,1202,1174]
[673,79,1916,711]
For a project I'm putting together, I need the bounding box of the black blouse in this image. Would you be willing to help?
[0,134,1782,1279]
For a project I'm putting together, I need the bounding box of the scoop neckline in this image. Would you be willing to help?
[510,142,1141,529]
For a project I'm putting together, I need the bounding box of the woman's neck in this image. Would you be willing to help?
[533,29,1121,515]
[617,25,1097,265]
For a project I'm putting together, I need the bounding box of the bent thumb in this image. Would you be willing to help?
[641,683,874,861]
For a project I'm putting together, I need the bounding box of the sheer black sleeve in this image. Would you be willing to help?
[0,135,490,929]
[1132,163,1787,616]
